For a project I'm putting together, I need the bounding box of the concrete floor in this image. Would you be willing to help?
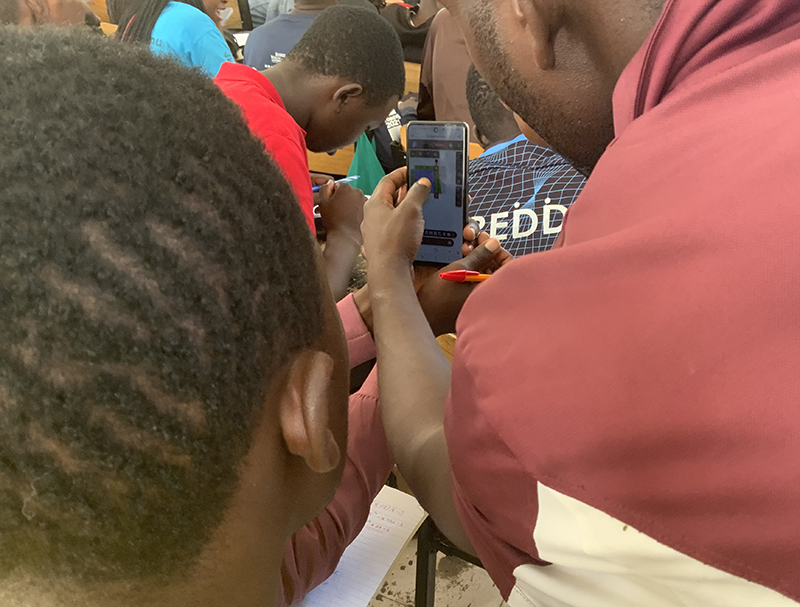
[367,538,505,607]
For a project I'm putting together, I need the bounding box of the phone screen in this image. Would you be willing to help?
[407,122,468,264]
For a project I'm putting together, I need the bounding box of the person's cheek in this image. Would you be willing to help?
[56,0,92,23]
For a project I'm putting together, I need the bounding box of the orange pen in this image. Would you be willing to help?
[438,270,492,283]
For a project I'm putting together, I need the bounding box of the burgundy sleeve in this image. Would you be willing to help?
[277,298,389,606]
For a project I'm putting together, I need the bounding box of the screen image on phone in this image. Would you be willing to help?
[406,121,469,265]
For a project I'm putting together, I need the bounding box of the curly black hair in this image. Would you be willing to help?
[0,25,324,587]
[465,64,519,145]
[107,0,137,24]
[287,5,405,107]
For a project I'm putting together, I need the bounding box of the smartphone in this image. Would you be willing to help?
[406,121,469,265]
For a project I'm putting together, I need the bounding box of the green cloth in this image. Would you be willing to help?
[347,132,385,194]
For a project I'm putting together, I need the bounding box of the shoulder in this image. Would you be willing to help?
[155,1,221,41]
[249,17,280,34]
[244,16,286,49]
[220,77,303,152]
[158,1,214,26]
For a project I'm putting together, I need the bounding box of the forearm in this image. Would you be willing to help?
[417,83,435,121]
[370,262,473,552]
[323,230,362,302]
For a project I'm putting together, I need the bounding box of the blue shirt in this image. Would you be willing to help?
[150,1,234,78]
[468,134,586,257]
[243,13,317,70]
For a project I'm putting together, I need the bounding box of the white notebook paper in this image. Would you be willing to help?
[296,486,427,607]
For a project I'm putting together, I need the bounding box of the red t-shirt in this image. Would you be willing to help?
[214,63,315,232]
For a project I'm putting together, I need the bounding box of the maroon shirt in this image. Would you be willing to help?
[446,0,800,603]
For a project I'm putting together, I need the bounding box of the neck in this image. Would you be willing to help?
[156,424,292,607]
[573,2,664,84]
[290,0,334,13]
[263,62,315,131]
[485,128,523,150]
[521,128,548,148]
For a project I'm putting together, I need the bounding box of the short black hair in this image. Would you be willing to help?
[117,0,205,42]
[466,64,519,145]
[286,5,405,106]
[0,25,324,588]
[107,0,137,23]
[0,0,20,24]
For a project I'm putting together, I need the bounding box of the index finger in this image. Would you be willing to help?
[310,172,334,186]
[377,167,408,191]
[396,178,431,216]
[370,167,409,207]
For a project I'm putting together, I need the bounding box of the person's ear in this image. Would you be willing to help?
[333,84,364,113]
[510,0,556,71]
[279,350,341,474]
[24,0,48,23]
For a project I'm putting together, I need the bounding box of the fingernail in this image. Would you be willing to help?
[417,178,431,189]
[485,239,500,252]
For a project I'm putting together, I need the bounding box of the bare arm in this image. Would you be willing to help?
[315,180,366,301]
[323,229,362,302]
[362,169,508,552]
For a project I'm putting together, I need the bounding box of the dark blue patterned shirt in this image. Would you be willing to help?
[468,134,586,257]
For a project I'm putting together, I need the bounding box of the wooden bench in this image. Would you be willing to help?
[307,146,355,178]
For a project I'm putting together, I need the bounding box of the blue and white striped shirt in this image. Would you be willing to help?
[468,134,586,257]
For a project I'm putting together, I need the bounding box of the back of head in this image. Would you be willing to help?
[466,64,520,146]
[0,24,323,597]
[286,5,405,106]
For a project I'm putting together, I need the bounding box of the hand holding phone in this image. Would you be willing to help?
[406,121,469,265]
[361,168,429,275]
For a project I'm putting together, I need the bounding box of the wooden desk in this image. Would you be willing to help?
[100,21,118,36]
[225,0,243,30]
[436,333,456,363]
[468,141,484,160]
[307,146,355,177]
[404,61,421,96]
[87,0,109,22]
